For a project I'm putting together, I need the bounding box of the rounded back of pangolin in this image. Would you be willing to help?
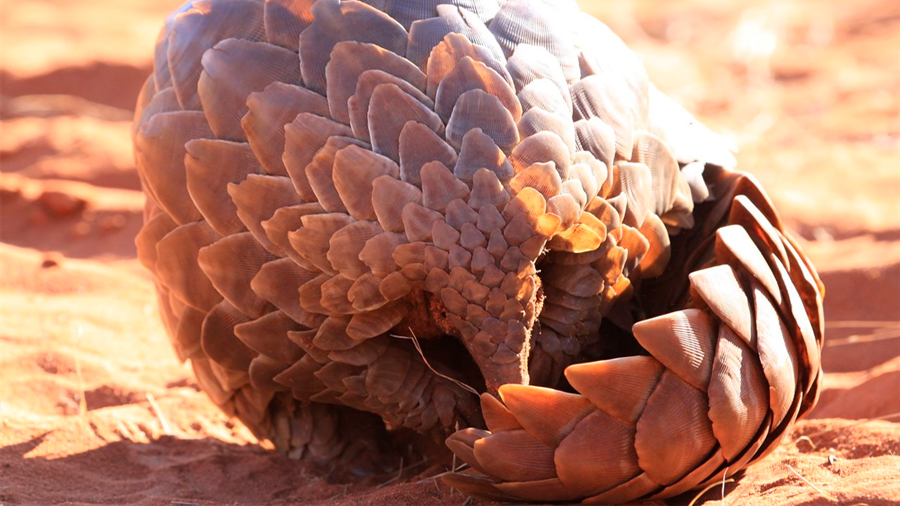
[133,0,825,502]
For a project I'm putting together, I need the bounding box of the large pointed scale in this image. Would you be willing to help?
[264,0,315,51]
[243,82,329,177]
[446,89,519,151]
[184,138,261,236]
[197,38,301,141]
[228,174,303,255]
[299,0,408,95]
[135,111,214,224]
[167,0,265,110]
[198,231,278,318]
[489,0,579,83]
[326,41,426,125]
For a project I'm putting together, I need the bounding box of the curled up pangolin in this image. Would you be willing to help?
[133,0,825,502]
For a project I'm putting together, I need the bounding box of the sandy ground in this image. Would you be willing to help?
[1,0,899,504]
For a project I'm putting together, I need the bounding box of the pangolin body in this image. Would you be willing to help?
[133,0,825,502]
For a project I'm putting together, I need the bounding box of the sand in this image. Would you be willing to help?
[1,0,898,504]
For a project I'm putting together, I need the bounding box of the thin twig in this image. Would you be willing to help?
[721,467,730,501]
[376,456,433,489]
[74,326,87,415]
[451,420,459,472]
[725,467,761,506]
[116,420,134,441]
[793,435,816,450]
[786,464,837,502]
[392,331,479,396]
[688,478,734,506]
[418,462,470,483]
[146,392,172,435]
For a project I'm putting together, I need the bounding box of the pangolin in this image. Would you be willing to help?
[133,0,825,502]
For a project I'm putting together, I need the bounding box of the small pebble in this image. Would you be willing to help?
[97,213,127,234]
[38,190,86,218]
[41,253,61,269]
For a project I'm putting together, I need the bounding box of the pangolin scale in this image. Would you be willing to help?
[133,0,825,502]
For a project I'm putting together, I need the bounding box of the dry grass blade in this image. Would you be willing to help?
[146,392,172,435]
[786,464,838,502]
[73,325,88,415]
[793,435,816,450]
[722,466,730,500]
[688,478,735,506]
[392,331,480,396]
[376,456,434,489]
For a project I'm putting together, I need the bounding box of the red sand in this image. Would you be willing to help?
[1,0,898,504]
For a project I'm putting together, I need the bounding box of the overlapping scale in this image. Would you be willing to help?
[326,41,426,125]
[243,82,329,177]
[369,83,443,161]
[498,384,593,447]
[304,136,363,212]
[446,89,519,151]
[197,38,301,141]
[574,13,650,127]
[167,0,266,110]
[184,139,261,236]
[425,32,510,100]
[571,74,636,160]
[154,221,222,312]
[327,221,384,279]
[264,0,315,51]
[435,5,506,65]
[332,144,400,220]
[234,310,304,364]
[632,132,693,228]
[488,0,579,83]
[362,0,501,31]
[435,56,521,123]
[517,108,577,161]
[251,258,324,328]
[454,129,515,182]
[135,211,177,273]
[472,429,557,482]
[634,370,717,486]
[708,325,768,460]
[555,409,641,497]
[198,232,277,318]
[229,174,302,255]
[566,356,663,425]
[283,113,354,201]
[136,111,214,224]
[407,16,457,72]
[518,78,570,118]
[399,121,457,185]
[298,0,408,95]
[261,203,326,270]
[348,69,433,143]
